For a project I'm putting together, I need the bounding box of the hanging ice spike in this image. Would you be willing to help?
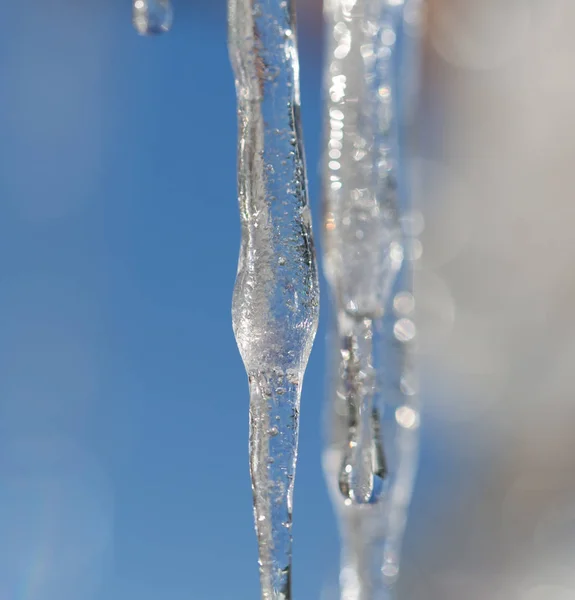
[228,0,320,599]
[323,0,405,506]
[323,0,426,594]
[337,315,388,505]
[132,0,173,35]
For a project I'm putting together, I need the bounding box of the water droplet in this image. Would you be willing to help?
[338,409,387,505]
[337,327,387,505]
[132,0,173,35]
[269,426,279,437]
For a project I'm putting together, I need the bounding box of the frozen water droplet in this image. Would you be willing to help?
[336,321,387,505]
[338,406,387,505]
[132,0,173,36]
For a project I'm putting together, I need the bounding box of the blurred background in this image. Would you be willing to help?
[0,1,574,599]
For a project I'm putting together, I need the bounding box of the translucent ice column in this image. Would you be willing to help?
[322,0,404,507]
[322,0,424,597]
[228,1,320,599]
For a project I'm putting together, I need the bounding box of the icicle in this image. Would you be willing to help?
[132,0,173,35]
[322,0,404,506]
[228,1,320,599]
[337,313,388,505]
[323,266,420,600]
[322,0,425,597]
[323,320,390,600]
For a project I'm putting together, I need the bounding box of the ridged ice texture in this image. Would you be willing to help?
[132,0,173,35]
[322,0,405,507]
[228,1,320,599]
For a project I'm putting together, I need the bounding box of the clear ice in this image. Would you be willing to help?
[323,0,404,506]
[132,0,173,35]
[227,1,320,599]
[322,0,424,597]
[336,313,388,505]
[324,286,419,600]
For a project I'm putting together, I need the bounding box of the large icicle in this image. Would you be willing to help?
[228,1,320,599]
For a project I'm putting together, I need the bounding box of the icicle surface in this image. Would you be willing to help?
[336,313,388,505]
[323,0,404,507]
[132,0,173,35]
[228,1,320,599]
[322,0,424,598]
[323,0,403,317]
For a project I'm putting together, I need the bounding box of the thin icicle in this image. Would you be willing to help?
[228,1,320,599]
[322,0,404,506]
[322,0,425,597]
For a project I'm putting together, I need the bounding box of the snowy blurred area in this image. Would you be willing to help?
[400,1,575,598]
